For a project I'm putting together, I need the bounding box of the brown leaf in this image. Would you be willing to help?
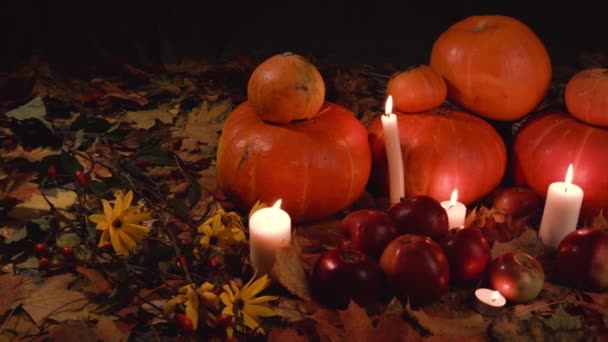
[591,210,608,230]
[373,314,422,342]
[513,301,554,319]
[122,106,177,130]
[295,218,342,250]
[406,302,490,338]
[490,228,544,260]
[0,274,35,316]
[4,181,39,202]
[272,241,311,301]
[267,327,310,342]
[49,320,96,342]
[22,273,90,325]
[274,298,312,323]
[0,311,40,338]
[466,205,528,244]
[76,266,112,295]
[339,301,373,342]
[94,316,131,342]
[309,308,342,342]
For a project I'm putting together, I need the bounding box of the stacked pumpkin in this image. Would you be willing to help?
[216,53,372,223]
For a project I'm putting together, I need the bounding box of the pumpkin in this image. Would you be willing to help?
[565,68,608,128]
[512,109,608,220]
[217,101,371,223]
[247,52,325,124]
[367,107,507,205]
[429,15,551,121]
[386,65,447,113]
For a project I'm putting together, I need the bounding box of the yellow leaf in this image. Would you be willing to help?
[406,302,490,338]
[122,106,178,130]
[272,241,311,301]
[1,146,57,162]
[8,189,77,219]
[171,100,231,147]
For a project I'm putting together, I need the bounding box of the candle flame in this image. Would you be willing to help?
[385,95,393,116]
[272,199,282,209]
[491,290,500,302]
[565,164,574,185]
[449,189,459,207]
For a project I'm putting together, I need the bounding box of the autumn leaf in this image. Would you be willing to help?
[22,273,90,325]
[94,316,131,342]
[0,274,34,315]
[267,327,309,342]
[0,311,41,339]
[373,314,422,342]
[8,188,77,219]
[48,320,96,342]
[76,266,113,295]
[542,305,581,330]
[405,301,490,338]
[309,308,342,342]
[490,227,545,260]
[274,298,313,323]
[591,210,608,230]
[1,145,57,162]
[272,240,312,301]
[171,99,232,148]
[339,301,374,342]
[513,301,554,319]
[121,106,178,130]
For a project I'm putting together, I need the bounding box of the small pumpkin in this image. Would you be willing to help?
[367,107,507,205]
[565,68,608,128]
[430,15,551,121]
[217,101,371,223]
[386,65,447,113]
[512,109,608,221]
[247,52,325,124]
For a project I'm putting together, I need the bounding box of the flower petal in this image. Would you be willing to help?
[244,303,275,317]
[241,275,271,300]
[242,310,263,332]
[109,228,128,256]
[89,214,106,224]
[246,295,278,305]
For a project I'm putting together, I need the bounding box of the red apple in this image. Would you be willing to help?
[556,227,608,291]
[439,227,491,286]
[488,252,544,303]
[175,313,194,332]
[310,248,383,309]
[388,195,449,241]
[379,234,450,307]
[491,186,542,218]
[339,209,398,259]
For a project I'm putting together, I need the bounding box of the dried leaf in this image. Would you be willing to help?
[0,311,41,338]
[4,97,53,132]
[591,210,608,231]
[272,241,311,301]
[467,205,528,244]
[9,188,77,219]
[0,225,27,243]
[122,106,178,130]
[76,266,112,295]
[373,314,422,342]
[274,298,311,323]
[1,145,57,162]
[267,327,309,342]
[48,320,96,342]
[406,302,489,338]
[94,316,131,342]
[543,305,581,330]
[339,301,373,342]
[3,180,40,202]
[22,273,90,325]
[309,308,342,342]
[171,99,231,148]
[490,228,544,260]
[513,301,554,319]
[0,274,36,315]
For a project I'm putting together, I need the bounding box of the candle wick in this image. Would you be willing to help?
[564,186,568,194]
[383,112,391,117]
[448,204,455,210]
[490,297,496,303]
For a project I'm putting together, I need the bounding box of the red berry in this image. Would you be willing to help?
[47,165,57,180]
[74,171,87,187]
[39,257,51,271]
[177,256,188,267]
[179,239,193,249]
[213,314,233,328]
[34,243,48,256]
[62,247,75,260]
[175,313,194,332]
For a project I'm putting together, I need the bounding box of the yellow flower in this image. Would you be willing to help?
[219,274,278,338]
[164,282,220,331]
[198,208,246,248]
[89,190,151,256]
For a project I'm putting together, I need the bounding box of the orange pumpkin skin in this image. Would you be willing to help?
[217,101,371,223]
[513,109,608,220]
[367,108,506,205]
[386,65,447,113]
[430,15,551,121]
[565,68,608,128]
[247,52,326,124]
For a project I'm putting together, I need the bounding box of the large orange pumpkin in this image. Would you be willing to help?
[247,52,325,124]
[430,15,551,121]
[367,107,507,205]
[512,109,608,221]
[565,68,608,128]
[386,65,447,113]
[217,101,371,223]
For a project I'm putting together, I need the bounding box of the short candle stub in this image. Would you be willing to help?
[472,288,506,317]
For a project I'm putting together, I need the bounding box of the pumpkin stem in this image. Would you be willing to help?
[473,20,489,32]
[281,52,295,56]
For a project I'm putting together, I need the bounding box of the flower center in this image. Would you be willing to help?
[235,298,245,311]
[112,218,123,229]
[209,236,219,245]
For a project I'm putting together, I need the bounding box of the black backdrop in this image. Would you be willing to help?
[2,1,606,69]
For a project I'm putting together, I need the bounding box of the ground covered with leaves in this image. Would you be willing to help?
[1,53,608,341]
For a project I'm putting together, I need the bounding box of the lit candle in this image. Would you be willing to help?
[249,199,292,275]
[473,288,506,316]
[538,164,584,248]
[381,95,405,206]
[440,189,467,229]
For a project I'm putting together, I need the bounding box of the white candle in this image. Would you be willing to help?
[474,288,506,316]
[440,189,467,229]
[249,199,292,275]
[538,164,584,248]
[381,96,405,206]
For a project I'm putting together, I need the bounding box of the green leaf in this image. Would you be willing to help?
[56,233,81,248]
[543,305,581,331]
[86,179,108,198]
[69,114,111,133]
[1,226,28,243]
[169,198,190,220]
[134,145,176,166]
[186,176,202,209]
[491,228,544,260]
[4,97,53,132]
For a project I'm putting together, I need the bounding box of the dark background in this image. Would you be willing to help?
[1,1,606,69]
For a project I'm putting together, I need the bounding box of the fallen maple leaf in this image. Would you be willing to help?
[8,188,77,219]
[405,302,490,338]
[48,320,96,342]
[76,266,112,295]
[171,99,231,148]
[0,311,41,339]
[374,314,422,342]
[94,316,131,342]
[22,273,90,325]
[490,227,544,260]
[1,145,57,162]
[272,241,312,301]
[542,305,581,330]
[0,274,36,316]
[267,327,309,342]
[122,106,178,130]
[339,301,374,342]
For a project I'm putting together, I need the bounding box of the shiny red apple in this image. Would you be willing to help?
[491,186,542,218]
[379,234,450,307]
[439,227,491,286]
[339,209,398,259]
[388,195,449,241]
[556,227,608,291]
[488,252,544,303]
[310,248,383,309]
